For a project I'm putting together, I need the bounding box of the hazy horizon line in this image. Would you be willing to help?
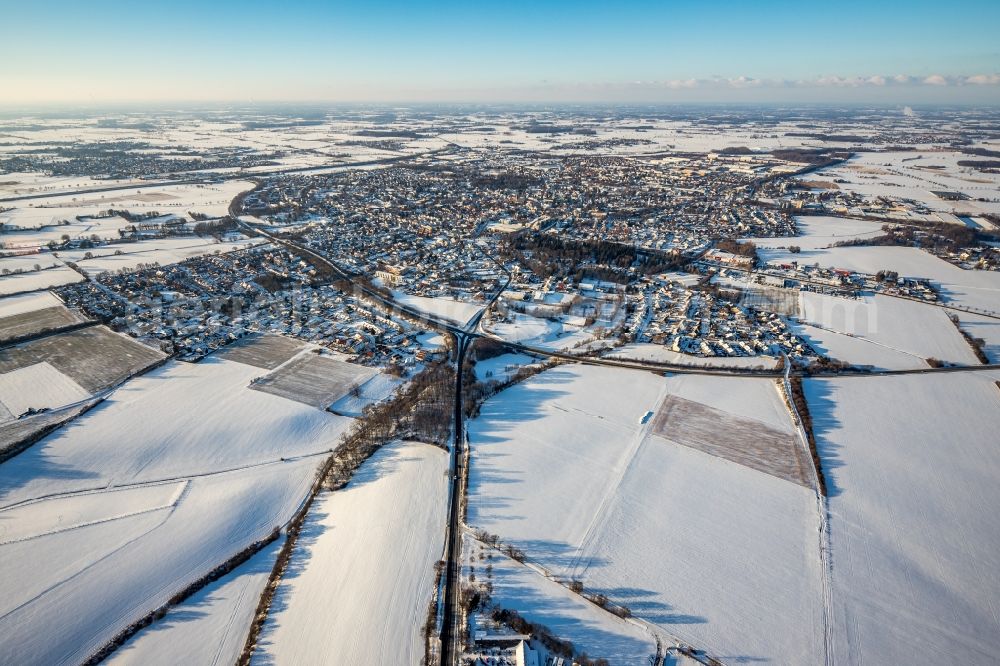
[1,100,998,113]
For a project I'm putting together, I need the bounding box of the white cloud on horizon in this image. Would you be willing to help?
[625,73,1000,90]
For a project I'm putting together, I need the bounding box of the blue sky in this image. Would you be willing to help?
[2,0,999,103]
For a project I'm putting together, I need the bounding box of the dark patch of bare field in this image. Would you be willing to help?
[739,286,800,316]
[798,180,840,190]
[651,394,814,489]
[213,333,307,370]
[0,326,164,393]
[0,306,82,343]
[251,353,376,409]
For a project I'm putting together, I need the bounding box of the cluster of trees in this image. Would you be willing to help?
[490,607,613,665]
[565,579,633,619]
[845,222,997,254]
[463,355,559,420]
[324,361,455,490]
[104,208,164,223]
[473,529,526,562]
[490,606,574,659]
[771,148,844,165]
[950,314,989,364]
[715,238,758,259]
[961,146,1000,159]
[957,160,1000,172]
[875,270,900,282]
[784,133,866,143]
[504,232,679,281]
[45,233,103,250]
[192,216,238,238]
[787,375,827,496]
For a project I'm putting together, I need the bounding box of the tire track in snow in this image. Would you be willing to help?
[566,381,670,580]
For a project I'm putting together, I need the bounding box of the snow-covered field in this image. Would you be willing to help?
[744,215,885,251]
[0,291,64,318]
[6,181,255,216]
[473,352,538,383]
[0,362,90,421]
[0,352,356,665]
[0,172,139,199]
[0,264,82,295]
[392,291,482,327]
[791,322,923,371]
[438,120,822,156]
[327,371,403,417]
[108,538,282,666]
[0,253,62,273]
[0,460,318,666]
[0,208,137,239]
[253,441,447,665]
[0,357,351,504]
[806,371,1000,664]
[800,151,1000,217]
[467,364,825,663]
[465,539,656,665]
[796,291,979,367]
[487,311,597,351]
[61,236,261,275]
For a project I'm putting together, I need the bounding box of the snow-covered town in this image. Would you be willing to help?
[3,2,1000,664]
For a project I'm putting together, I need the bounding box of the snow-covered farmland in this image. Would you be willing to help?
[465,539,657,665]
[0,357,351,505]
[0,264,82,296]
[108,538,282,666]
[253,441,448,665]
[61,236,262,275]
[0,290,64,318]
[744,215,885,251]
[0,302,81,343]
[0,460,318,666]
[251,351,377,410]
[0,253,62,273]
[791,322,922,371]
[796,291,979,367]
[4,180,254,217]
[0,172,138,200]
[806,371,1000,664]
[800,151,1000,217]
[0,350,357,665]
[0,207,137,240]
[0,325,165,395]
[467,364,826,663]
[0,362,90,421]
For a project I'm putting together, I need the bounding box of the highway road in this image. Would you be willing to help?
[439,332,470,666]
